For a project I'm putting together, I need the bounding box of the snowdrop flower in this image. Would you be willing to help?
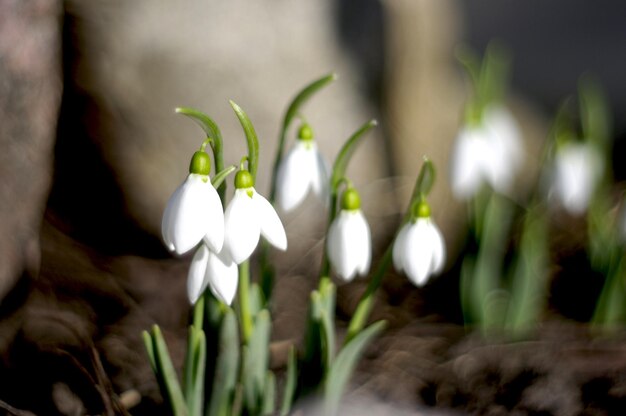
[162,149,224,255]
[187,244,238,305]
[393,201,445,286]
[276,123,330,212]
[327,187,372,281]
[450,105,523,199]
[550,142,603,215]
[224,169,287,264]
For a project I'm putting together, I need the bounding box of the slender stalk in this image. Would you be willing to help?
[344,158,435,342]
[237,261,253,343]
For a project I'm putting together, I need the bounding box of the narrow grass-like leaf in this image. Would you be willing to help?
[280,346,298,416]
[151,325,188,416]
[261,371,276,416]
[324,321,386,416]
[229,100,259,180]
[189,329,206,416]
[142,330,157,374]
[242,309,271,413]
[207,309,239,416]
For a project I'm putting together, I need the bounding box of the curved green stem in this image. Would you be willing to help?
[269,73,337,203]
[176,107,226,202]
[238,260,253,344]
[319,120,377,281]
[211,165,237,190]
[344,158,436,342]
[229,100,259,181]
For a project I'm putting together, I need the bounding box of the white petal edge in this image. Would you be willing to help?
[276,142,313,212]
[327,212,356,281]
[255,191,287,251]
[162,184,183,252]
[428,220,446,275]
[224,189,261,264]
[187,245,210,304]
[206,248,239,305]
[392,223,410,273]
[169,174,216,255]
[203,183,225,252]
[402,220,434,286]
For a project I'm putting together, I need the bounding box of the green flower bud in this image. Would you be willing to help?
[235,169,254,189]
[412,200,431,221]
[341,187,361,211]
[189,151,211,175]
[298,123,314,141]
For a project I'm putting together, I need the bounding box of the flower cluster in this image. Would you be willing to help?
[450,104,523,199]
[162,149,286,305]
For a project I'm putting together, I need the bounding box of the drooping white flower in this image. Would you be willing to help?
[276,124,330,212]
[187,244,238,305]
[550,142,603,215]
[224,169,287,264]
[162,150,224,255]
[393,202,445,287]
[450,105,523,199]
[327,187,371,281]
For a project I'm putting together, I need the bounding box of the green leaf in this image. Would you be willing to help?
[207,309,239,416]
[261,371,276,416]
[176,107,226,201]
[142,330,157,373]
[505,209,549,335]
[151,325,188,416]
[324,321,386,416]
[242,309,271,413]
[318,278,336,370]
[188,329,206,416]
[473,193,514,329]
[280,346,298,416]
[579,76,611,153]
[229,100,259,180]
[249,283,264,318]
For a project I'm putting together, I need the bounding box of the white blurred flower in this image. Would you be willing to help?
[224,170,287,264]
[162,172,224,255]
[187,244,238,305]
[276,125,330,212]
[393,216,445,287]
[450,105,523,199]
[550,142,603,215]
[327,209,372,282]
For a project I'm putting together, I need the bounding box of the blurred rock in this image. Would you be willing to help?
[0,0,62,299]
[61,0,389,243]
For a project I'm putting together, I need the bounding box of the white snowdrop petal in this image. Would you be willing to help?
[203,184,225,253]
[162,184,183,252]
[187,245,210,305]
[402,220,433,286]
[428,221,446,275]
[311,146,331,199]
[255,191,287,251]
[168,174,216,255]
[352,211,372,276]
[225,189,261,264]
[392,223,410,273]
[450,128,487,199]
[206,248,239,305]
[327,213,353,281]
[276,142,313,212]
[553,144,602,215]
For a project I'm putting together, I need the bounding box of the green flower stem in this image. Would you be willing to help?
[176,107,226,202]
[230,100,259,180]
[257,74,337,301]
[238,260,253,344]
[269,73,337,203]
[344,246,393,344]
[344,158,435,343]
[319,120,377,281]
[192,294,205,330]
